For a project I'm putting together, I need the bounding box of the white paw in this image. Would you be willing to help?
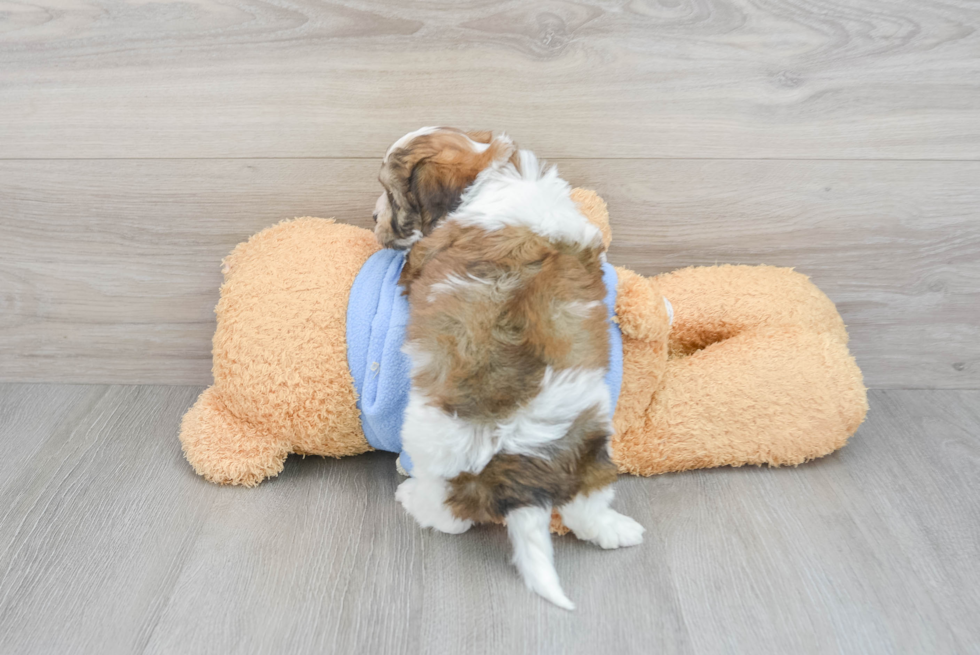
[432,513,473,535]
[593,512,645,550]
[395,478,473,535]
[394,477,417,505]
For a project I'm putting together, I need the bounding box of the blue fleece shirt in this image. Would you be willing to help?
[346,249,623,474]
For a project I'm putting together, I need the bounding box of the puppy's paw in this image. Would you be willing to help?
[396,477,473,535]
[593,512,645,550]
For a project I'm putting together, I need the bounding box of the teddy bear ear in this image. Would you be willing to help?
[571,189,612,249]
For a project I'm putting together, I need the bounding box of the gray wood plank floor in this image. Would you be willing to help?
[0,385,977,654]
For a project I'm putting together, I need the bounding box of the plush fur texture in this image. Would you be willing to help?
[612,263,868,476]
[385,135,633,608]
[180,218,378,486]
[179,189,868,495]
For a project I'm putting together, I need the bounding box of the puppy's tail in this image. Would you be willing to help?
[506,505,574,610]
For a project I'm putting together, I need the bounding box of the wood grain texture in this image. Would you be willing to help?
[1,158,977,387]
[566,159,980,390]
[0,384,105,492]
[1,0,978,159]
[0,385,977,654]
[0,385,213,654]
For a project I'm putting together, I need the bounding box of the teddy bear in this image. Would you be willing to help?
[179,190,868,488]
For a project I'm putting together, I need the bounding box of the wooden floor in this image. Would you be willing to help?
[0,385,976,654]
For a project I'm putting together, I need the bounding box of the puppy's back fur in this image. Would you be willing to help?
[400,152,615,519]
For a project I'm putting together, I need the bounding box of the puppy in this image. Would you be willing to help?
[375,127,643,609]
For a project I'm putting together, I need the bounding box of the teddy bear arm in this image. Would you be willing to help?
[571,188,612,250]
[613,266,671,344]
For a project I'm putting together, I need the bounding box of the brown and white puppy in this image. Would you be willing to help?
[378,128,644,610]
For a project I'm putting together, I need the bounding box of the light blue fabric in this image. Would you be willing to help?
[346,250,624,474]
[601,263,623,410]
[345,249,413,466]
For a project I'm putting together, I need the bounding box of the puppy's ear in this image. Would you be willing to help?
[409,154,477,231]
[402,130,518,236]
[466,130,493,144]
[378,152,426,247]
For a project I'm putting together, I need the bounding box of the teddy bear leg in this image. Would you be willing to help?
[657,265,850,355]
[179,386,290,487]
[613,326,867,476]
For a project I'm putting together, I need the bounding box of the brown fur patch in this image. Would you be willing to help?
[446,406,618,523]
[402,222,608,421]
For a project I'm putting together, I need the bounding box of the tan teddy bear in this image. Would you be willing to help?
[179,190,867,487]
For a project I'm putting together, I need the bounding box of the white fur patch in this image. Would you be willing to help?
[450,150,604,249]
[399,366,611,478]
[559,487,645,550]
[507,505,574,610]
[426,272,522,304]
[389,229,423,249]
[395,476,473,534]
[400,388,498,478]
[496,367,611,458]
[401,340,434,373]
[554,299,603,320]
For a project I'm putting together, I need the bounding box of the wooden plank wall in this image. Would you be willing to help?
[1,0,978,388]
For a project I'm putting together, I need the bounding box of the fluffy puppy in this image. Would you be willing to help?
[376,127,644,610]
